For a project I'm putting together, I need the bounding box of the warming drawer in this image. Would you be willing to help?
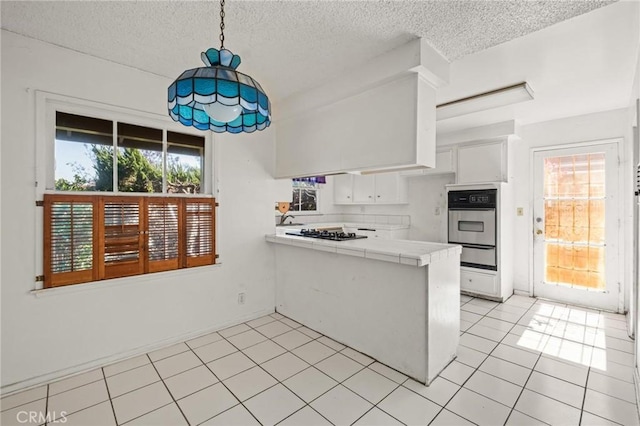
[460,244,497,270]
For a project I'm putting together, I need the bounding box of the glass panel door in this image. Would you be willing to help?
[533,142,621,311]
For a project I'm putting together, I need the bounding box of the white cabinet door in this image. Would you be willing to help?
[374,173,400,203]
[457,142,505,183]
[353,175,375,203]
[333,174,354,204]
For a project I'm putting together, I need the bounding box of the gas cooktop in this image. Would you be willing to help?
[285,229,368,241]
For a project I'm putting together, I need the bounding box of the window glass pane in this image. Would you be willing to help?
[55,112,114,191]
[167,131,204,194]
[543,158,559,197]
[292,188,301,211]
[291,181,318,212]
[572,154,590,197]
[300,188,317,211]
[589,153,606,197]
[543,152,606,290]
[117,123,163,193]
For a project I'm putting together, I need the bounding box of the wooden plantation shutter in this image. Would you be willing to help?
[147,198,181,273]
[43,194,216,288]
[184,198,216,267]
[44,194,98,288]
[100,197,145,279]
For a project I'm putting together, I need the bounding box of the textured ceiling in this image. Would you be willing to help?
[0,0,616,102]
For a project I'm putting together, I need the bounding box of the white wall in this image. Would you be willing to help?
[513,108,634,308]
[0,31,277,390]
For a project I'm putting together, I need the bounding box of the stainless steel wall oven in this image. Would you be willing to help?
[448,189,497,270]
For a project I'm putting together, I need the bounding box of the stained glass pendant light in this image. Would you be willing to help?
[168,0,270,133]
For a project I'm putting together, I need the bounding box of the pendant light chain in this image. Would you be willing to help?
[219,0,225,49]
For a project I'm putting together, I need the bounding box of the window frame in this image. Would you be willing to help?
[34,91,219,291]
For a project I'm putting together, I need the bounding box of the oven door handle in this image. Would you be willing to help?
[460,243,495,250]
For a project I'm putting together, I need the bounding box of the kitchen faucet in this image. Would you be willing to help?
[279,213,295,225]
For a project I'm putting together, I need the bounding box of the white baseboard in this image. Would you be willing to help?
[513,289,533,297]
[1,308,274,397]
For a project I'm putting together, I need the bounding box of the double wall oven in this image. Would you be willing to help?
[447,189,497,271]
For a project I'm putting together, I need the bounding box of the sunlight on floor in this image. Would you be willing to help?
[515,301,621,369]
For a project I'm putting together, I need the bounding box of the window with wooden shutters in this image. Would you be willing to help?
[101,197,145,279]
[148,198,181,273]
[44,195,98,288]
[185,199,216,267]
[43,194,216,288]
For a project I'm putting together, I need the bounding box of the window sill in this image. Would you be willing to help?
[44,190,215,198]
[31,263,223,298]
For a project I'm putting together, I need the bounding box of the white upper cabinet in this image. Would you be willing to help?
[333,174,354,204]
[352,175,376,203]
[276,74,437,178]
[456,140,507,184]
[333,173,408,205]
[374,173,406,203]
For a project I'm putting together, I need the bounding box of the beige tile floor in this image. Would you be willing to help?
[1,294,638,425]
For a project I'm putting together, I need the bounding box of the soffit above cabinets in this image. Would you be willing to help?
[275,39,447,178]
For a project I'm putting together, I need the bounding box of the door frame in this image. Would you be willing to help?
[528,138,625,313]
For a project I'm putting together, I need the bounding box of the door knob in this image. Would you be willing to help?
[536,229,543,235]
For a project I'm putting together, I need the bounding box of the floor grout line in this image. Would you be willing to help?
[100,368,118,425]
[43,384,49,426]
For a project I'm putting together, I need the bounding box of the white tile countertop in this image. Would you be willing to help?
[265,234,461,267]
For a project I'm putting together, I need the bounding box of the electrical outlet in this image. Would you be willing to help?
[238,292,246,304]
[517,207,524,216]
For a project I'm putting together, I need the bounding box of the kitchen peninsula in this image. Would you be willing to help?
[266,233,461,385]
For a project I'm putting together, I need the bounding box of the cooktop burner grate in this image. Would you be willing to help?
[285,228,368,241]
